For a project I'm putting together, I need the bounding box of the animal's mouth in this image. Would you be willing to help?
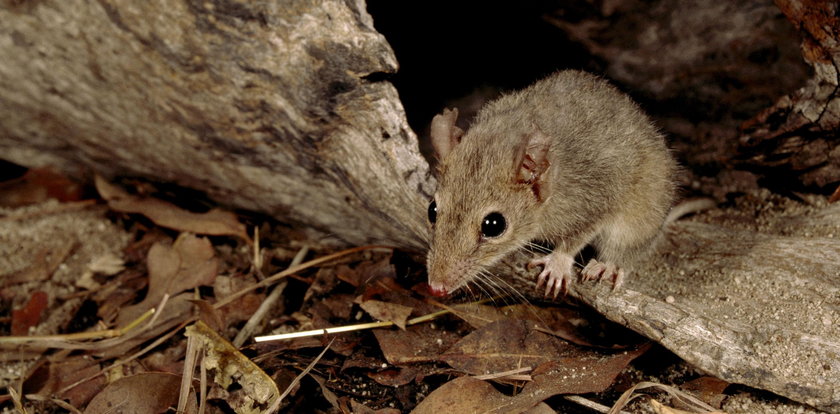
[426,269,469,297]
[427,283,450,297]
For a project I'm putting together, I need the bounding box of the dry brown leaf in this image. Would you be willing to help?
[95,175,249,241]
[213,275,265,328]
[117,233,218,326]
[523,402,557,414]
[411,376,536,414]
[0,167,83,207]
[85,372,196,414]
[450,303,638,349]
[449,303,507,328]
[309,374,341,410]
[440,319,578,375]
[23,356,105,408]
[11,291,48,335]
[680,376,730,409]
[185,320,279,412]
[351,399,402,414]
[367,367,417,387]
[520,343,650,396]
[374,323,461,365]
[360,300,413,330]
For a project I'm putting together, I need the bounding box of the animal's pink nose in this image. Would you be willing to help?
[427,284,449,297]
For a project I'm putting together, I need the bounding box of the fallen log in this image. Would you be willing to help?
[0,0,433,250]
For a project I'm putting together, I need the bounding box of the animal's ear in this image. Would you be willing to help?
[515,130,551,200]
[430,108,464,161]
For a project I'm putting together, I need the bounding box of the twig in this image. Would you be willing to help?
[266,338,335,413]
[178,332,200,414]
[0,308,155,347]
[56,320,192,395]
[472,367,533,381]
[565,395,632,414]
[214,245,392,309]
[608,381,718,414]
[233,246,309,347]
[255,307,452,342]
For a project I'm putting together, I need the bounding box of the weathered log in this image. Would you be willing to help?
[0,0,433,250]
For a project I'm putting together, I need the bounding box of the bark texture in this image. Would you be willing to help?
[0,0,433,250]
[738,0,840,190]
[503,204,840,412]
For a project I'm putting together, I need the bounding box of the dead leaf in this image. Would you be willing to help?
[85,372,197,414]
[440,319,577,375]
[520,343,650,396]
[95,175,249,241]
[502,304,642,349]
[360,300,413,330]
[309,374,340,409]
[11,291,48,335]
[374,323,462,365]
[411,376,536,414]
[368,367,417,387]
[117,233,218,326]
[213,275,265,328]
[449,303,507,329]
[351,399,401,414]
[339,254,398,292]
[77,252,126,290]
[679,376,730,409]
[185,320,279,411]
[0,167,83,207]
[523,403,557,414]
[23,356,105,408]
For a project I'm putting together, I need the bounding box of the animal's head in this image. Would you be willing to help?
[425,108,552,296]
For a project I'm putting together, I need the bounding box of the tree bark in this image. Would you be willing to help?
[737,0,840,190]
[0,0,433,250]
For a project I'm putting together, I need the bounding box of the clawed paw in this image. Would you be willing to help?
[582,259,625,290]
[528,253,575,298]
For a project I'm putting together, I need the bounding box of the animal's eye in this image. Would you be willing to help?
[428,201,437,224]
[481,212,506,238]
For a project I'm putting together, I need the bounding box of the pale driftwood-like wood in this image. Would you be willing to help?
[501,204,840,412]
[0,0,433,250]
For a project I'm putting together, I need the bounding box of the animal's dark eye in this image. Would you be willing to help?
[428,201,437,224]
[481,212,506,238]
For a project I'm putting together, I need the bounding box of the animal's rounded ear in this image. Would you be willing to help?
[430,108,464,161]
[515,130,551,201]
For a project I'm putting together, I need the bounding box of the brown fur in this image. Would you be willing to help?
[427,70,676,294]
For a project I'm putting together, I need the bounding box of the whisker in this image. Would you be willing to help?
[475,271,503,303]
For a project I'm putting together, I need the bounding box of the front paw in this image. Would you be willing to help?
[582,259,626,289]
[528,252,575,298]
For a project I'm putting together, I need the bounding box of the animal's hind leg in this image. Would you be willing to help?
[583,216,660,289]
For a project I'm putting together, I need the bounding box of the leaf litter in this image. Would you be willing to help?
[0,173,816,413]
